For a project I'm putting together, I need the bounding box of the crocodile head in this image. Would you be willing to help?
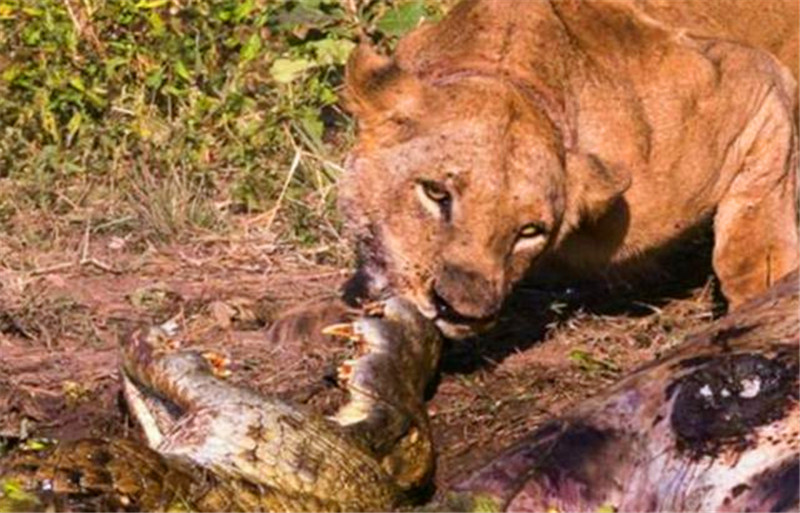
[119,297,443,510]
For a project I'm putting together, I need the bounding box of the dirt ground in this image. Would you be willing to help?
[0,230,718,491]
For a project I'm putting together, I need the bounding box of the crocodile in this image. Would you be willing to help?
[0,297,442,512]
[0,274,797,512]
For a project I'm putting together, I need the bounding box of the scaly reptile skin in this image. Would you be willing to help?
[0,298,442,512]
[1,276,798,512]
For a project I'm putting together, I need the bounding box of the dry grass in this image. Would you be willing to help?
[126,162,224,242]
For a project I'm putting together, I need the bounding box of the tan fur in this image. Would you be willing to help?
[341,0,799,338]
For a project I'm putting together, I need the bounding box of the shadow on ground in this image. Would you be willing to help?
[440,231,721,375]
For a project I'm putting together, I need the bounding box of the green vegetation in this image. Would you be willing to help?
[0,0,447,249]
[0,478,41,512]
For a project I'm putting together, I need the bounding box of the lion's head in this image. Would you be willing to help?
[340,46,629,339]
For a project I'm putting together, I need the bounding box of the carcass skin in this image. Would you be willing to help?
[0,274,797,512]
[450,271,799,512]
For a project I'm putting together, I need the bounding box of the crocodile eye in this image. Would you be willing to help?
[518,222,546,238]
[421,180,450,204]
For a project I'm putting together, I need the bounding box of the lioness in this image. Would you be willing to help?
[338,0,799,338]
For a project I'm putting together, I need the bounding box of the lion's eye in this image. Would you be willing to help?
[421,181,450,204]
[518,222,546,238]
[416,180,452,221]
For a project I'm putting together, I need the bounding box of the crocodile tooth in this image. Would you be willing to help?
[202,351,232,378]
[321,322,356,339]
[337,359,356,385]
[353,335,370,356]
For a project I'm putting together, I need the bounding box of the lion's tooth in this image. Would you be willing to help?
[362,301,385,317]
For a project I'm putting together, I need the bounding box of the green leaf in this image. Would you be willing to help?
[239,33,262,63]
[1,478,40,506]
[135,0,168,9]
[40,109,59,143]
[82,88,106,109]
[234,0,255,22]
[174,60,191,81]
[145,68,164,88]
[21,438,54,451]
[0,64,20,83]
[308,38,355,66]
[376,1,427,37]
[66,111,82,140]
[68,76,85,92]
[21,7,43,16]
[299,109,324,147]
[318,84,338,105]
[104,56,130,78]
[163,84,186,97]
[269,58,314,83]
[148,11,165,35]
[21,26,41,45]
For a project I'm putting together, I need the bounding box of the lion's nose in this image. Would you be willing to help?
[432,263,503,322]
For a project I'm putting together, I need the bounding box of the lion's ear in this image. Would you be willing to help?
[343,44,423,123]
[564,152,631,228]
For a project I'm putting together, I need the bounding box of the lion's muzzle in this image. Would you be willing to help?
[430,262,504,338]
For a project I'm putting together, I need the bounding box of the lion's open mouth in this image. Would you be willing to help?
[431,289,495,325]
[434,318,494,340]
[429,290,497,339]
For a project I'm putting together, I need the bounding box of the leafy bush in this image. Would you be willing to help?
[0,0,446,245]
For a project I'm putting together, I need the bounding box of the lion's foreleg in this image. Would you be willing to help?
[713,81,799,308]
